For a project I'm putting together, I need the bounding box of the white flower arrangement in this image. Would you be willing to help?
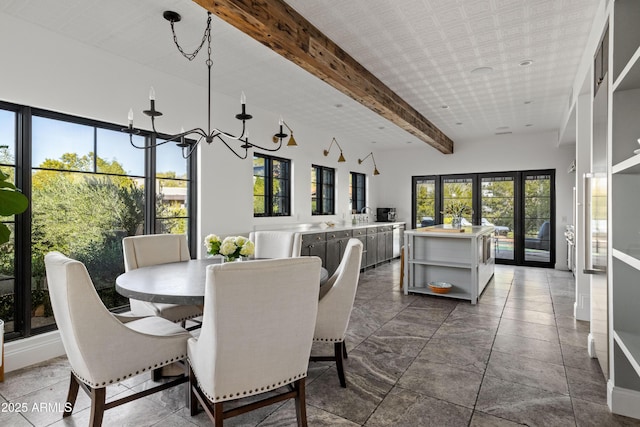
[204,234,254,261]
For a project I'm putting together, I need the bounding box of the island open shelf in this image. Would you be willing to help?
[403,225,495,304]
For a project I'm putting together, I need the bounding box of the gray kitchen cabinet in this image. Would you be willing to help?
[325,229,353,276]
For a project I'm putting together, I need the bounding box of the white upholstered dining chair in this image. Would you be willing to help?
[122,234,203,325]
[311,238,363,387]
[248,231,302,258]
[187,257,321,426]
[44,252,191,427]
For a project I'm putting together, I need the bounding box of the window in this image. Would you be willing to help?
[311,165,335,215]
[350,172,366,214]
[1,103,196,341]
[253,153,290,217]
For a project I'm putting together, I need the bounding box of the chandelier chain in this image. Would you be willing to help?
[170,13,212,61]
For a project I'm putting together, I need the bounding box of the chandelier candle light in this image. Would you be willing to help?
[123,10,293,159]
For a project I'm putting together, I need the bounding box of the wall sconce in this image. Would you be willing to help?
[323,137,346,162]
[358,152,380,175]
[272,119,298,146]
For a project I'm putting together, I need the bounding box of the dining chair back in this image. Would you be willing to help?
[122,234,202,325]
[44,251,190,426]
[187,257,321,426]
[248,231,302,258]
[311,238,363,387]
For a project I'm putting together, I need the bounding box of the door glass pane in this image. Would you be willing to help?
[524,174,551,263]
[442,177,473,226]
[482,176,515,261]
[415,178,436,227]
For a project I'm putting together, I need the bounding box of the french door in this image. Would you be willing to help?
[412,170,555,267]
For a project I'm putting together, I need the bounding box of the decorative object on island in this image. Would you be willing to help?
[272,120,298,146]
[122,11,293,159]
[204,234,255,262]
[323,137,346,162]
[358,152,380,175]
[441,200,472,228]
[428,281,452,294]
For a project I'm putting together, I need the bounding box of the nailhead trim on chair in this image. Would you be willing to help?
[71,353,186,388]
[188,363,307,403]
[313,337,345,343]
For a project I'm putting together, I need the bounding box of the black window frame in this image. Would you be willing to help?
[1,100,197,342]
[350,171,366,214]
[311,164,335,215]
[253,152,291,217]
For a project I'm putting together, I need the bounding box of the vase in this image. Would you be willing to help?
[452,216,462,228]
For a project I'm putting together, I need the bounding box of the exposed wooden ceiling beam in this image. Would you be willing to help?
[193,0,454,154]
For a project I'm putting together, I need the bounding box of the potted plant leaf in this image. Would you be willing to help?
[0,169,28,245]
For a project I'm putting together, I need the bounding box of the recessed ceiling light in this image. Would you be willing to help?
[496,126,510,130]
[406,141,413,144]
[525,124,533,127]
[371,141,377,144]
[456,122,463,125]
[441,105,449,109]
[471,66,494,75]
[378,126,385,130]
[495,131,513,135]
[335,103,343,108]
[524,100,533,104]
[519,59,533,67]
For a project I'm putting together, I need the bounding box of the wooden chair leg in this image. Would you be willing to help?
[342,341,348,359]
[334,342,346,388]
[89,387,106,427]
[294,378,308,427]
[63,373,80,417]
[188,365,199,416]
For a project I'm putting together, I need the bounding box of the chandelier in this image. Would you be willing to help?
[123,11,291,159]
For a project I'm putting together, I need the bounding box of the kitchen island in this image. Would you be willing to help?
[404,225,495,304]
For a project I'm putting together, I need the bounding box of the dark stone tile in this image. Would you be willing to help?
[469,411,525,426]
[365,386,473,427]
[345,347,415,386]
[561,342,604,374]
[555,314,590,333]
[557,326,589,347]
[381,311,442,339]
[306,369,391,425]
[476,376,575,426]
[565,366,608,405]
[501,307,556,327]
[497,317,559,342]
[430,322,496,349]
[397,358,483,408]
[258,400,360,426]
[486,350,568,394]
[504,299,554,314]
[572,397,640,427]
[356,326,429,358]
[452,302,505,318]
[418,339,491,374]
[446,309,501,330]
[492,334,563,365]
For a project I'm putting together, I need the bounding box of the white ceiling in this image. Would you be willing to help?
[0,0,599,153]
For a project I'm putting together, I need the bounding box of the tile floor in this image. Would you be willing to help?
[2,260,640,426]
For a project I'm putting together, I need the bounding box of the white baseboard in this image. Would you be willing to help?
[587,333,596,358]
[609,381,640,419]
[4,331,65,373]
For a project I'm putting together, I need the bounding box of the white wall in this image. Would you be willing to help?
[376,131,576,270]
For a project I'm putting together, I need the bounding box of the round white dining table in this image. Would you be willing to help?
[116,258,329,305]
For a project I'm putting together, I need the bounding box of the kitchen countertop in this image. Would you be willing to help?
[258,221,406,234]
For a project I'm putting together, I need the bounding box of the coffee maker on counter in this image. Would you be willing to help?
[376,207,397,222]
